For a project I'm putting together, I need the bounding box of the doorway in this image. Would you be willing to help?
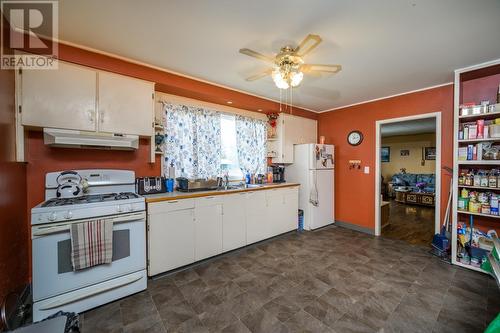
[375,113,442,245]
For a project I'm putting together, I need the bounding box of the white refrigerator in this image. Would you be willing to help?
[286,144,334,230]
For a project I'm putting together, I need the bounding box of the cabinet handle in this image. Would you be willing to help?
[100,110,105,123]
[205,196,215,199]
[167,200,178,204]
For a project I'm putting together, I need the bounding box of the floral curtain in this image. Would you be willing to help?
[163,103,221,179]
[235,115,267,175]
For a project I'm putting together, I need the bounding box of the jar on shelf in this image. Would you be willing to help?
[473,174,481,187]
[458,172,465,185]
[489,171,498,188]
[480,173,489,187]
[465,172,473,186]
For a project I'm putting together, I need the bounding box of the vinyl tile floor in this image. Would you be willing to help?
[81,226,499,333]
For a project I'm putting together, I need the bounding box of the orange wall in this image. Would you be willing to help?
[0,55,29,316]
[318,85,454,230]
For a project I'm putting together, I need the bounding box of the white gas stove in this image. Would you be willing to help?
[31,169,147,322]
[32,170,145,225]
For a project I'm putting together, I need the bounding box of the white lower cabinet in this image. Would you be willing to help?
[222,193,247,252]
[246,191,269,244]
[147,186,299,276]
[147,199,195,276]
[283,188,299,233]
[266,187,299,237]
[266,189,286,237]
[194,197,223,261]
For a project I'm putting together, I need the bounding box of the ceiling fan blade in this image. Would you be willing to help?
[294,34,322,57]
[239,48,275,63]
[301,64,342,74]
[245,68,272,81]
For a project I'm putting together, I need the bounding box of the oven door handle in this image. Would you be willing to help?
[32,212,145,237]
[39,272,144,310]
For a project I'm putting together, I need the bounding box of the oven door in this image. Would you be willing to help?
[32,211,146,302]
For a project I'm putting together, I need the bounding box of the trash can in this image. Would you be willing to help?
[298,209,304,232]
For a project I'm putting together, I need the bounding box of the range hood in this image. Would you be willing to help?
[43,128,139,150]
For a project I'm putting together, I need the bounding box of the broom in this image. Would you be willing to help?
[430,168,453,260]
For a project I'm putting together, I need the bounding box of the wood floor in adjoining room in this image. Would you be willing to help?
[383,200,436,247]
[81,226,498,333]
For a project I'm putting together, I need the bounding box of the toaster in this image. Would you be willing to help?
[135,177,166,195]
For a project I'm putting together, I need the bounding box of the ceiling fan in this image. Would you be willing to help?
[239,34,341,90]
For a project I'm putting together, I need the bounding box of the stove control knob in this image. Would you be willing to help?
[117,205,123,212]
[124,204,131,212]
[64,211,73,219]
[48,212,57,221]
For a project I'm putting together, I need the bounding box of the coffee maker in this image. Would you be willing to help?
[271,165,286,183]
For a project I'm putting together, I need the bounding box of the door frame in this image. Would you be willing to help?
[375,112,442,236]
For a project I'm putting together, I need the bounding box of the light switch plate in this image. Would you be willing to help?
[364,166,370,174]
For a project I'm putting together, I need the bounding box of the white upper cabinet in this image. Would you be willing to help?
[19,59,154,136]
[98,72,154,136]
[271,113,317,164]
[20,61,97,131]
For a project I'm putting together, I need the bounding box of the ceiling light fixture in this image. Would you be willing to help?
[270,47,304,90]
[226,101,233,104]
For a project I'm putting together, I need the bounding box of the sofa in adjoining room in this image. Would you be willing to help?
[390,173,435,193]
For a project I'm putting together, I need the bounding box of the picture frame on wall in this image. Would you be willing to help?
[425,147,436,160]
[381,147,390,162]
[400,149,410,156]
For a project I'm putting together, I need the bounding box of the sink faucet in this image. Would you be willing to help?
[223,173,229,190]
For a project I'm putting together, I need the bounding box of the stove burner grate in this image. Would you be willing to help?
[41,192,139,207]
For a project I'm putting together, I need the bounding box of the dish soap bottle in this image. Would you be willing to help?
[245,171,251,184]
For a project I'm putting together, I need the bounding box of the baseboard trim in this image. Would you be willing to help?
[335,220,375,235]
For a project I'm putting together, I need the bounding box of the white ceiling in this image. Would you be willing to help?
[381,118,436,137]
[58,0,500,112]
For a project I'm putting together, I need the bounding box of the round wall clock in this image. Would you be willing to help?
[347,130,363,146]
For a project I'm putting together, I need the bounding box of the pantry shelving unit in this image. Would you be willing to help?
[452,59,500,274]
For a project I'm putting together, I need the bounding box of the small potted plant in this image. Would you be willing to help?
[267,113,279,139]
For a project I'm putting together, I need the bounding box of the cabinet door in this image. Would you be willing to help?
[222,193,247,252]
[283,188,299,232]
[98,71,153,136]
[148,208,195,276]
[246,191,268,244]
[281,114,296,163]
[21,60,97,131]
[300,118,317,144]
[194,198,223,261]
[266,189,286,237]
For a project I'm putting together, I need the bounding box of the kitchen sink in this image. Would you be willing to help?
[217,183,264,191]
[245,184,263,188]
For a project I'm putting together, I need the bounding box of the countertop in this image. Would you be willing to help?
[143,182,300,203]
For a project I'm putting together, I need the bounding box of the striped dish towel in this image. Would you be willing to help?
[70,219,113,270]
